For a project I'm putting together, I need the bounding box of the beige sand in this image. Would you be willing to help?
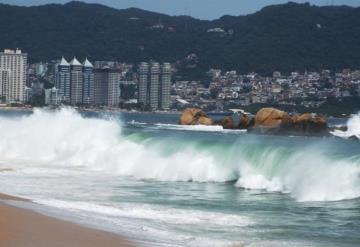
[0,193,135,247]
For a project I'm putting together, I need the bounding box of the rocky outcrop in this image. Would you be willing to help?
[197,116,214,125]
[291,113,327,133]
[253,107,327,135]
[238,114,254,129]
[218,116,235,129]
[254,108,292,129]
[179,108,213,125]
[179,107,329,136]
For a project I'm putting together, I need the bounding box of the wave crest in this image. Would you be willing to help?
[0,107,359,202]
[331,113,360,139]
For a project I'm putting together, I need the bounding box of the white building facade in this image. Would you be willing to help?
[0,49,27,103]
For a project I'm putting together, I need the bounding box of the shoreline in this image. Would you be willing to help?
[0,105,181,115]
[0,105,354,118]
[0,193,135,247]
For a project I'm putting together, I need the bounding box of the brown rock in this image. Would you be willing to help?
[218,116,235,129]
[238,114,254,129]
[179,108,203,125]
[198,116,214,125]
[292,113,312,123]
[254,108,291,129]
[291,113,327,133]
[179,108,213,125]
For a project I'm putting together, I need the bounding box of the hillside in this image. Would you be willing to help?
[0,1,360,75]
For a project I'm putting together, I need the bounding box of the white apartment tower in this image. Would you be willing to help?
[138,62,149,105]
[160,63,171,109]
[149,62,160,109]
[107,70,121,107]
[0,49,27,103]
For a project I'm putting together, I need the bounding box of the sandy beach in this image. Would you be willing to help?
[0,193,134,247]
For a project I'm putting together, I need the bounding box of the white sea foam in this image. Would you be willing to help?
[0,108,235,182]
[331,113,360,139]
[31,198,252,246]
[235,149,360,201]
[0,107,359,202]
[156,123,224,132]
[128,121,248,134]
[35,199,253,227]
[154,123,248,134]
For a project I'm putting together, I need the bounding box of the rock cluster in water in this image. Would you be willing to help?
[179,108,213,126]
[180,107,328,135]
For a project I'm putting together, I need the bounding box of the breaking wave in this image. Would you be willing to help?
[331,113,360,139]
[0,107,359,202]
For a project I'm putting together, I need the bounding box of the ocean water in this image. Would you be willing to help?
[0,108,360,246]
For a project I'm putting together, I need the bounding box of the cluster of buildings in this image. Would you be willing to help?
[54,57,123,107]
[53,58,171,109]
[3,48,360,113]
[173,69,360,111]
[0,49,172,110]
[138,62,171,110]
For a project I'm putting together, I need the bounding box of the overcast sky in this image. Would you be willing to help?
[1,0,359,19]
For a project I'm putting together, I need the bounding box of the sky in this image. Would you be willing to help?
[1,0,360,19]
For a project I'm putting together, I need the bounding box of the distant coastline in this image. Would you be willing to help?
[0,105,182,115]
[0,105,354,118]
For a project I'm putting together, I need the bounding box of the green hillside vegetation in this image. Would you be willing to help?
[0,1,360,76]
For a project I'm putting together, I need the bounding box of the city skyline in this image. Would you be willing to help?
[0,0,359,20]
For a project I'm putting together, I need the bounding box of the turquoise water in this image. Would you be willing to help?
[0,108,359,246]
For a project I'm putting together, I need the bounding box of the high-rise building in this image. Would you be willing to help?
[55,57,71,103]
[94,68,108,106]
[82,58,94,105]
[0,69,10,103]
[0,49,27,103]
[55,57,95,105]
[149,62,160,109]
[137,61,171,110]
[70,57,83,105]
[107,70,121,107]
[138,62,149,105]
[160,63,171,109]
[94,67,121,107]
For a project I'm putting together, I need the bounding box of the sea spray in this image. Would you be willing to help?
[0,108,236,182]
[236,148,360,201]
[0,108,359,202]
[331,112,360,139]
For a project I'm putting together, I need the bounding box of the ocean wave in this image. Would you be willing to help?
[35,199,253,227]
[331,113,360,139]
[0,107,359,202]
[32,199,251,246]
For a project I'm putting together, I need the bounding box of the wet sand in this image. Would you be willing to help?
[0,193,134,247]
